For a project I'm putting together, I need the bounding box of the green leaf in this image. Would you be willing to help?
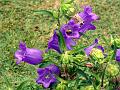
[57,30,66,53]
[33,10,54,19]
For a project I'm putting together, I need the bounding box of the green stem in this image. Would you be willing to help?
[101,63,107,87]
[57,9,60,28]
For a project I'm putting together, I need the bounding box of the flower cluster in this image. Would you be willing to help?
[14,5,120,89]
[47,6,99,53]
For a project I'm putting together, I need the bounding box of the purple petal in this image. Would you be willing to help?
[78,5,99,22]
[15,42,43,65]
[60,24,80,39]
[36,68,57,88]
[78,23,96,36]
[83,5,92,14]
[46,64,60,75]
[47,30,61,53]
[89,13,99,21]
[97,45,104,53]
[36,74,56,88]
[19,42,26,51]
[37,68,45,76]
[116,49,120,62]
[65,38,76,50]
[22,48,43,65]
[14,50,24,64]
[68,19,75,25]
[87,24,96,30]
[84,39,98,56]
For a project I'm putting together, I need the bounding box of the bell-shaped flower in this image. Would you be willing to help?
[79,5,99,22]
[47,30,62,53]
[15,42,43,65]
[36,64,60,88]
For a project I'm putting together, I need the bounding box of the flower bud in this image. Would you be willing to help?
[90,48,104,59]
[90,48,105,64]
[106,63,119,76]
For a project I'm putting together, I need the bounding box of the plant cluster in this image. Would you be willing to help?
[14,1,120,90]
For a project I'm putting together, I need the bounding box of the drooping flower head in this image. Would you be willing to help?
[15,42,43,65]
[84,39,105,59]
[36,64,60,88]
[115,49,120,62]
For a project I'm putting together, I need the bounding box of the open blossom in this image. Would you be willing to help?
[36,64,60,88]
[60,24,77,50]
[115,49,120,62]
[60,23,80,39]
[84,39,104,58]
[15,42,43,65]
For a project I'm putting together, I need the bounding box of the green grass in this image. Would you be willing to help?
[0,0,120,89]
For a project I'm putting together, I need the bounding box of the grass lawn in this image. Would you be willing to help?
[0,0,120,89]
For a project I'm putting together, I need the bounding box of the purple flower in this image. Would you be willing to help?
[15,42,43,65]
[84,39,104,56]
[64,38,76,50]
[115,49,120,62]
[47,30,76,52]
[68,6,99,37]
[47,30,62,53]
[46,64,60,75]
[79,5,99,22]
[36,64,60,88]
[60,24,78,50]
[60,23,80,39]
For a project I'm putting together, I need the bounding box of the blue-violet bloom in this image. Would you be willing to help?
[36,64,60,88]
[15,42,43,65]
[47,30,62,53]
